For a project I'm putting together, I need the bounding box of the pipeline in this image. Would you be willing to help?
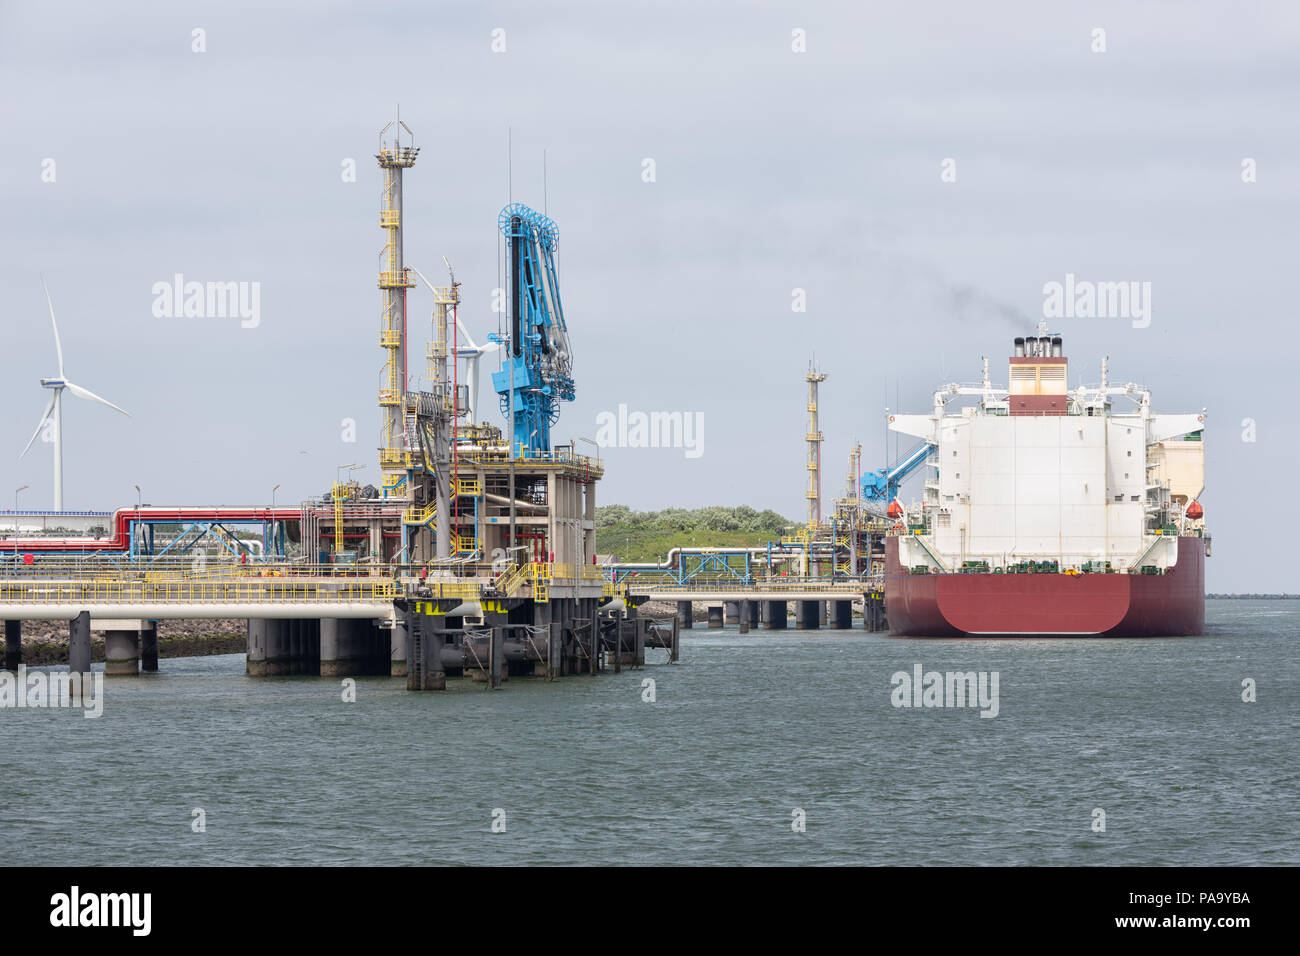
[3,506,303,554]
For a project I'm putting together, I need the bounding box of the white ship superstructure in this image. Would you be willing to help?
[887,330,1207,574]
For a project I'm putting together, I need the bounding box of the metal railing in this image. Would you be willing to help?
[0,578,400,606]
[626,577,872,594]
[456,447,604,472]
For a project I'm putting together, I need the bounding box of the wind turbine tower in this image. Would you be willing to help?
[19,278,130,511]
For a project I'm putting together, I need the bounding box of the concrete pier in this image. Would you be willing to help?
[796,600,820,630]
[724,601,739,625]
[104,628,140,676]
[69,611,91,675]
[762,600,787,630]
[676,601,693,629]
[3,620,20,670]
[829,600,853,629]
[390,614,408,677]
[247,618,291,676]
[141,623,158,672]
[288,620,303,675]
[738,600,751,634]
[247,619,266,675]
[707,604,724,629]
[265,620,290,676]
[320,618,359,677]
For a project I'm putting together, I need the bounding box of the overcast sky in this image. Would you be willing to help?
[1,1,1297,590]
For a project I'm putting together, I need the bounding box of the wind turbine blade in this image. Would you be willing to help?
[65,382,130,416]
[41,275,65,377]
[454,317,480,351]
[409,266,436,293]
[20,393,56,458]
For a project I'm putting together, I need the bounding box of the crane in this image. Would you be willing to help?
[861,441,933,502]
[491,203,575,454]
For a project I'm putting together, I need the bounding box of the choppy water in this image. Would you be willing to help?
[1,599,1296,865]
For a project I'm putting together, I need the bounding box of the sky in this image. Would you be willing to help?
[1,0,1297,590]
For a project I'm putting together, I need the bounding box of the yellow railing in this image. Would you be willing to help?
[419,580,481,601]
[403,503,436,525]
[454,475,482,496]
[627,579,868,594]
[0,579,400,606]
[455,448,604,472]
[532,562,552,603]
[495,562,531,597]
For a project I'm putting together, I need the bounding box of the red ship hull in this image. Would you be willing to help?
[884,536,1205,637]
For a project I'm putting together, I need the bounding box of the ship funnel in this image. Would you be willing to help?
[1014,337,1025,357]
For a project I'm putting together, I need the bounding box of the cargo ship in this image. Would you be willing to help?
[884,328,1208,637]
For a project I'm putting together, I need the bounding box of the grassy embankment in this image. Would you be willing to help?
[593,504,796,564]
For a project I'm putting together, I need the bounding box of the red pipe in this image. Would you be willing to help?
[6,506,302,553]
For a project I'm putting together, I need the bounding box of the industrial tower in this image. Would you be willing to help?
[805,362,826,527]
[376,119,419,485]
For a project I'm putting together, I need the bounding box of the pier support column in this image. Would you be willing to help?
[676,601,693,629]
[104,628,140,676]
[390,613,408,678]
[320,618,359,677]
[407,611,446,691]
[738,600,751,634]
[818,601,827,627]
[796,600,820,630]
[865,591,887,632]
[707,605,724,629]
[762,600,787,630]
[247,619,267,676]
[141,623,158,672]
[264,620,289,676]
[69,611,91,675]
[287,620,302,675]
[670,614,680,662]
[486,627,503,689]
[828,600,853,629]
[612,610,623,673]
[545,620,562,680]
[724,601,739,625]
[3,620,20,671]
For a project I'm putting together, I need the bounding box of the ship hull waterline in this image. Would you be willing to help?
[884,536,1206,637]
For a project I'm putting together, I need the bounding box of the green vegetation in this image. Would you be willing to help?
[595,505,796,563]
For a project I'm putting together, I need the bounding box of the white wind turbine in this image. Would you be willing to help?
[410,266,502,424]
[19,277,130,511]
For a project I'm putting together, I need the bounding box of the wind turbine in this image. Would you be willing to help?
[409,266,502,424]
[19,277,130,511]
